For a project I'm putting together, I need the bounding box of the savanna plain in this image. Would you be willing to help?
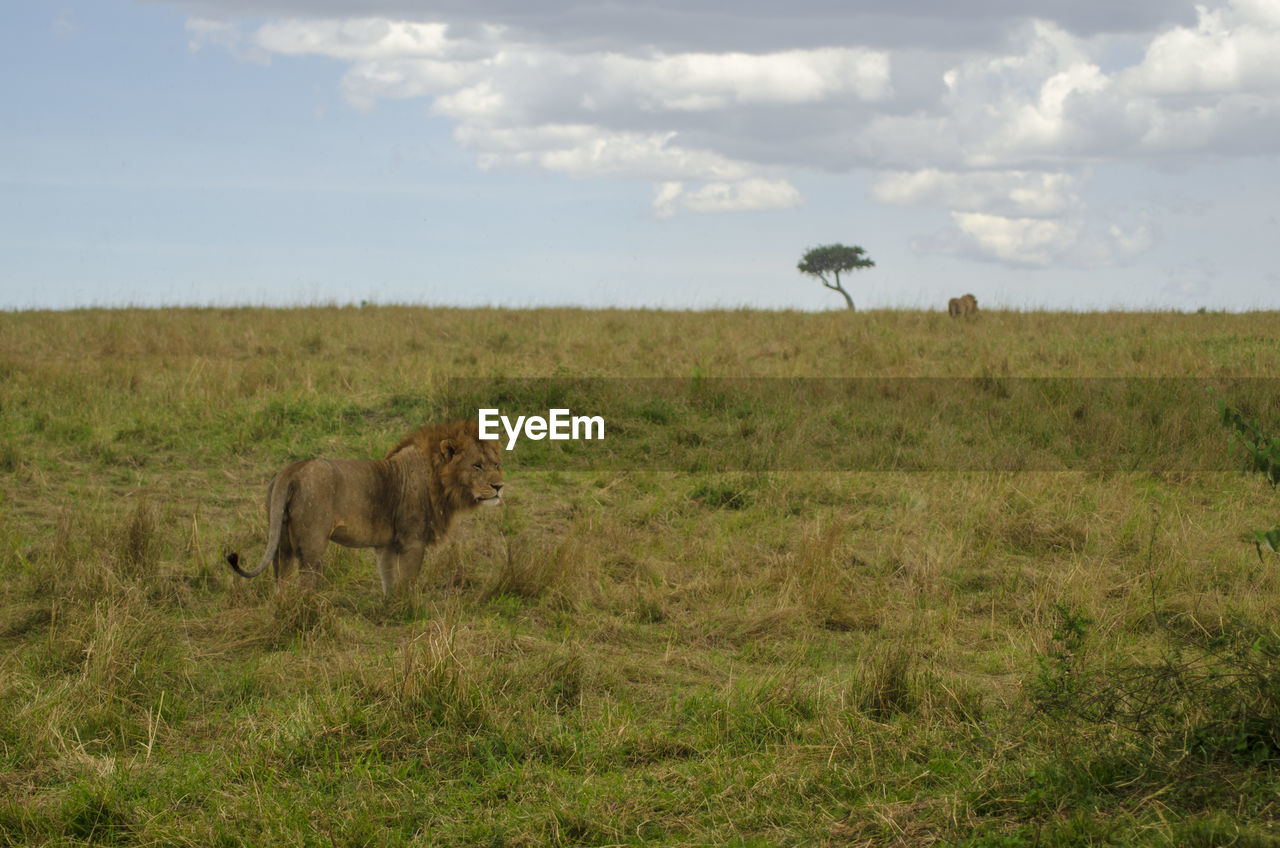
[4,307,1280,846]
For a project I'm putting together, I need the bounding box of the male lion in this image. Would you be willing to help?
[948,294,978,318]
[226,419,503,595]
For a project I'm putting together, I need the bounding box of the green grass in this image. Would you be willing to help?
[3,306,1280,845]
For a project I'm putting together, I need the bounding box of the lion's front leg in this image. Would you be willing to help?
[397,542,426,590]
[375,544,426,595]
[376,548,398,596]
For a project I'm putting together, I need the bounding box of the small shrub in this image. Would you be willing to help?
[1221,402,1280,553]
[1030,604,1280,764]
[1026,602,1093,717]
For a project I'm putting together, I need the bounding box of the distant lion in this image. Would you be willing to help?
[949,294,978,318]
[226,419,503,595]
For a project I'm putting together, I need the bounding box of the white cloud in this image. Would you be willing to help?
[654,179,802,218]
[1163,259,1217,299]
[1002,60,1109,154]
[52,10,79,38]
[600,48,892,110]
[872,169,1082,218]
[1106,221,1156,260]
[936,210,1152,267]
[338,58,483,110]
[254,19,455,61]
[186,18,900,215]
[186,18,270,64]
[456,124,762,188]
[433,82,509,122]
[1123,1,1280,95]
[181,0,1280,248]
[924,21,1114,167]
[951,213,1077,266]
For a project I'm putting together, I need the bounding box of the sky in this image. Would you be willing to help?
[3,1,1280,311]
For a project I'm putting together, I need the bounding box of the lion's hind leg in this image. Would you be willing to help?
[274,524,298,582]
[287,522,331,592]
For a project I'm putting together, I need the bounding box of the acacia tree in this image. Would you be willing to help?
[797,244,875,311]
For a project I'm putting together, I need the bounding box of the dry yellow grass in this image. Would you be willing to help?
[3,306,1280,845]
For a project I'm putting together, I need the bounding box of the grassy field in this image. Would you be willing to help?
[4,306,1280,846]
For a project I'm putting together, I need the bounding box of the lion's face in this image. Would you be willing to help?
[450,438,505,507]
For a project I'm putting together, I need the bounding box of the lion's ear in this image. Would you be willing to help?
[439,438,457,461]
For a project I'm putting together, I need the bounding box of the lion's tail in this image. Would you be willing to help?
[226,475,293,580]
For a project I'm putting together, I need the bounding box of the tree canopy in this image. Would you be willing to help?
[797,244,875,310]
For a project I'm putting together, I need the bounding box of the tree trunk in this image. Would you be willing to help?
[835,285,854,310]
[834,271,854,310]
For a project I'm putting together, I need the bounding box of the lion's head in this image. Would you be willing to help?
[444,433,504,507]
[390,419,504,511]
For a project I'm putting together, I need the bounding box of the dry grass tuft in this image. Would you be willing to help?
[775,519,879,632]
[75,594,153,699]
[264,585,344,647]
[856,645,921,720]
[112,499,158,579]
[392,622,493,731]
[484,532,597,608]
